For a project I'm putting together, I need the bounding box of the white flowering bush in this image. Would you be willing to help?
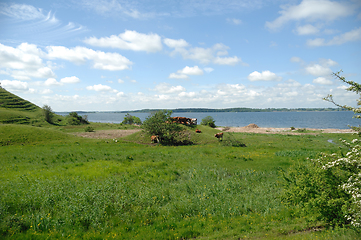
[282,71,361,227]
[311,138,361,227]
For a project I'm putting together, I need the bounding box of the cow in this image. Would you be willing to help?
[151,135,159,143]
[195,129,201,133]
[214,132,223,140]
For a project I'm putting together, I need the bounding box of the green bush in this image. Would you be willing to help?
[201,116,216,128]
[84,126,94,132]
[42,105,54,124]
[122,113,142,125]
[283,71,361,228]
[67,112,89,125]
[142,110,182,145]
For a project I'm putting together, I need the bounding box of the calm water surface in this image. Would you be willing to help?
[58,111,359,129]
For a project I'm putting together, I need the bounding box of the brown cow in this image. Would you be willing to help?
[151,135,159,143]
[214,132,223,140]
[195,129,201,133]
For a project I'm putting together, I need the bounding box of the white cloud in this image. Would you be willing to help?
[45,78,62,86]
[84,30,162,53]
[307,27,361,46]
[313,77,333,85]
[290,56,303,63]
[204,67,214,73]
[0,3,48,20]
[295,24,319,35]
[169,73,189,79]
[0,79,29,91]
[86,84,117,92]
[163,38,189,48]
[247,70,282,81]
[153,83,185,94]
[40,89,53,94]
[60,76,80,84]
[0,43,55,80]
[227,18,242,25]
[47,46,133,71]
[266,0,353,31]
[305,58,337,76]
[118,79,124,83]
[179,66,203,75]
[169,66,204,79]
[130,80,137,83]
[171,43,245,66]
[213,56,241,65]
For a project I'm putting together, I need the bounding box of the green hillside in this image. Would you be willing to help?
[0,87,43,124]
[0,87,40,111]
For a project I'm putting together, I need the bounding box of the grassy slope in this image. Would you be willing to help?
[0,124,358,239]
[0,88,66,126]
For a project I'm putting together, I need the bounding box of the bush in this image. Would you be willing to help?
[142,110,182,145]
[122,113,142,125]
[67,112,89,125]
[201,116,216,128]
[84,126,94,132]
[283,71,361,228]
[42,105,54,124]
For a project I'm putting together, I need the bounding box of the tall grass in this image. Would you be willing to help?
[0,125,357,239]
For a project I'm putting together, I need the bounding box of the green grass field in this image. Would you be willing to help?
[1,123,359,239]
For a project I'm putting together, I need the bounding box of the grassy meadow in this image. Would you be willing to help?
[1,122,359,239]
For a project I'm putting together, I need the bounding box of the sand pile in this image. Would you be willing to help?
[244,123,259,129]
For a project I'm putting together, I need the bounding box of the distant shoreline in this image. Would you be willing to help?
[56,107,348,114]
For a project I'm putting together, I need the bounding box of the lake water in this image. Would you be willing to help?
[57,111,359,129]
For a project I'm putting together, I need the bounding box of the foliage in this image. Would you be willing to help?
[67,112,89,125]
[283,71,361,228]
[142,110,182,144]
[84,126,94,132]
[324,70,361,133]
[201,116,216,128]
[42,105,54,124]
[122,113,142,125]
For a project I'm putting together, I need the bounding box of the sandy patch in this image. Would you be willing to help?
[71,129,141,139]
[216,124,355,135]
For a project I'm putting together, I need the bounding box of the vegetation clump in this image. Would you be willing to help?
[201,116,216,128]
[42,105,54,124]
[122,113,142,125]
[283,71,361,228]
[142,110,183,145]
[67,112,89,125]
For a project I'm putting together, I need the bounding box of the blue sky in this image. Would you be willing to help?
[0,0,360,111]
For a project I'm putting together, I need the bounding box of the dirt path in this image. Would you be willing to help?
[70,129,141,139]
[70,124,355,140]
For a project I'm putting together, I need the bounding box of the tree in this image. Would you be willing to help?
[122,113,142,125]
[282,71,361,227]
[42,105,54,124]
[142,110,182,144]
[201,116,216,128]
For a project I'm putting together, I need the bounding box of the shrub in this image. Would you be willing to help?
[142,110,182,145]
[122,113,142,125]
[201,116,216,128]
[283,71,361,228]
[67,112,89,125]
[84,126,94,132]
[42,105,54,124]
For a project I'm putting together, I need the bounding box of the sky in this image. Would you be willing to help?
[0,0,360,112]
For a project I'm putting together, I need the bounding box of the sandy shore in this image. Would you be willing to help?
[216,124,355,135]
